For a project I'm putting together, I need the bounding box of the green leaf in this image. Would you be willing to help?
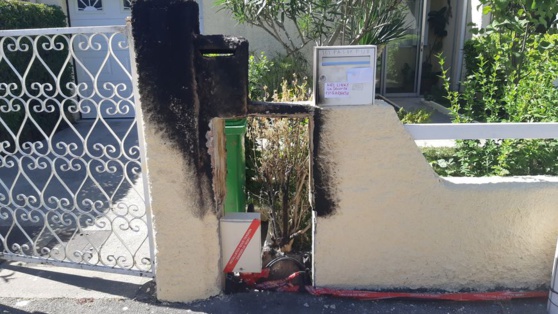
[540,40,554,49]
[483,5,492,15]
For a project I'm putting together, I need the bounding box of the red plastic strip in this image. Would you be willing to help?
[223,219,261,273]
[239,269,270,286]
[240,268,547,301]
[305,286,547,301]
[254,271,305,290]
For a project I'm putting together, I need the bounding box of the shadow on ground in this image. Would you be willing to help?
[0,261,153,300]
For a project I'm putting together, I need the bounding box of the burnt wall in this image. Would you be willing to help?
[131,0,248,216]
[312,109,338,217]
[131,0,330,218]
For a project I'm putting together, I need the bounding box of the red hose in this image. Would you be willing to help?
[305,286,547,301]
[241,270,548,301]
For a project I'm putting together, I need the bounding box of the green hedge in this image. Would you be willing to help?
[0,1,73,153]
[440,33,558,176]
[0,1,66,30]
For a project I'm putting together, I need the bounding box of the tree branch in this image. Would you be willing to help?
[260,18,295,54]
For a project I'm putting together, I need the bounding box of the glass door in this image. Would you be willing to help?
[376,0,427,96]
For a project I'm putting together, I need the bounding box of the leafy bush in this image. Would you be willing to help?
[217,0,409,55]
[0,1,66,29]
[436,32,558,176]
[397,108,432,124]
[248,52,273,101]
[476,0,558,35]
[248,51,310,102]
[246,53,312,252]
[0,1,73,153]
[246,116,311,252]
[422,146,459,176]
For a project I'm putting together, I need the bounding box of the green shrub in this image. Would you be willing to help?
[248,51,310,102]
[246,53,312,252]
[436,33,558,176]
[462,39,480,78]
[397,108,432,124]
[0,1,73,152]
[246,116,311,252]
[248,52,273,101]
[422,146,460,176]
[449,33,558,124]
[0,1,66,30]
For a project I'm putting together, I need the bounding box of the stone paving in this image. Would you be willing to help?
[0,260,549,314]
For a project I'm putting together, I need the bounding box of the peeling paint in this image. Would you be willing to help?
[208,118,227,217]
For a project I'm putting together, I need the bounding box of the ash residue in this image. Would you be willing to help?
[131,0,213,217]
[312,109,338,217]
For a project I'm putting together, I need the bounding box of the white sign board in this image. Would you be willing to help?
[314,46,377,106]
[220,213,261,273]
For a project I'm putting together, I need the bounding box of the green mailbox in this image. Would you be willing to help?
[224,119,247,213]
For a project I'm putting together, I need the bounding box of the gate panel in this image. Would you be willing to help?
[0,24,154,276]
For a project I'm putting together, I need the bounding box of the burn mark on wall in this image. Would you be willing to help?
[207,119,227,216]
[248,101,316,117]
[131,0,334,219]
[312,109,338,217]
[131,0,248,217]
[195,35,248,185]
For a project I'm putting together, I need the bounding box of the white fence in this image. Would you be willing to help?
[405,123,558,140]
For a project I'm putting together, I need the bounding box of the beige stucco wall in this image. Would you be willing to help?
[314,102,558,291]
[140,120,221,302]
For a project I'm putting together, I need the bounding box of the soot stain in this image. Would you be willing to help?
[312,109,338,217]
[132,0,333,219]
[247,101,316,116]
[132,0,211,217]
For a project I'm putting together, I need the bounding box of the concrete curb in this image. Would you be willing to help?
[420,98,453,116]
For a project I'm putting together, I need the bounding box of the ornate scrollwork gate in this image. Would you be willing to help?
[0,23,154,277]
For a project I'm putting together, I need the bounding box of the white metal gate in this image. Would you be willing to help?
[67,0,136,118]
[0,23,154,277]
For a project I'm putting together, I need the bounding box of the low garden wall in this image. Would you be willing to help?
[314,101,558,291]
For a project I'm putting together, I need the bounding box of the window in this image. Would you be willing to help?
[123,0,132,10]
[78,0,103,11]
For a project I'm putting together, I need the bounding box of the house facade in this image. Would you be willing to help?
[378,0,489,95]
[29,0,288,65]
[30,0,488,96]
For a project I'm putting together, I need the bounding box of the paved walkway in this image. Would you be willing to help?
[387,97,452,123]
[386,97,456,147]
[0,260,548,313]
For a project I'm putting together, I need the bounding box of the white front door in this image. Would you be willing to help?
[67,0,134,119]
[69,0,131,27]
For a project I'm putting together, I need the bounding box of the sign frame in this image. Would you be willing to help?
[313,45,377,106]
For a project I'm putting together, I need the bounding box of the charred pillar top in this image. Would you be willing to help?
[131,0,248,216]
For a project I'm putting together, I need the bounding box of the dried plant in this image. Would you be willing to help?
[271,74,312,103]
[246,117,311,252]
[246,75,312,253]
